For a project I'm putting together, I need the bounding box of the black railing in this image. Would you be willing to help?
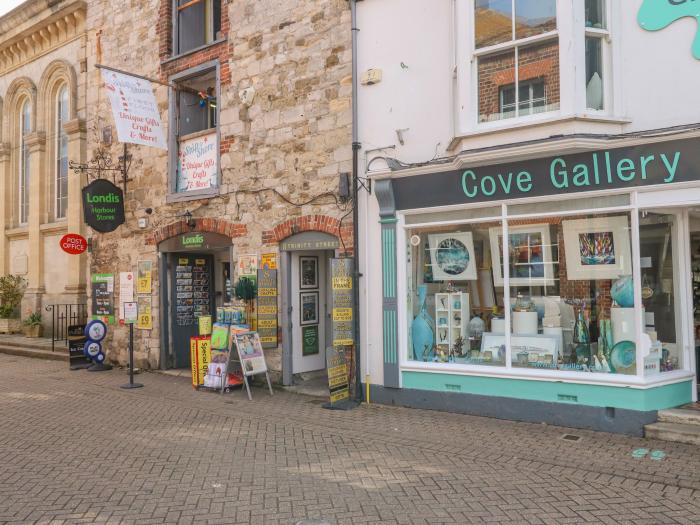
[45,304,88,352]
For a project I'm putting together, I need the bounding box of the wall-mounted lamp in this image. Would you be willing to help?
[184,210,196,230]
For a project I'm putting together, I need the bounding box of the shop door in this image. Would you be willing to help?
[170,254,214,368]
[291,251,328,373]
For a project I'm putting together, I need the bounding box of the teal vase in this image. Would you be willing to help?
[411,285,435,361]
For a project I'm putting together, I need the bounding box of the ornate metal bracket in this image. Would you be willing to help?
[70,143,133,193]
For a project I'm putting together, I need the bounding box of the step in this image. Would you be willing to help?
[644,421,700,446]
[0,337,56,350]
[658,408,700,426]
[0,344,68,362]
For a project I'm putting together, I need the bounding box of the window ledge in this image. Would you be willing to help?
[162,38,227,66]
[166,187,220,203]
[5,226,29,239]
[39,221,68,234]
[400,362,695,389]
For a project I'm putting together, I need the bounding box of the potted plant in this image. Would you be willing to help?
[23,311,43,338]
[234,276,257,325]
[0,275,26,334]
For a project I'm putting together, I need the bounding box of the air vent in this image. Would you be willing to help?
[561,434,582,442]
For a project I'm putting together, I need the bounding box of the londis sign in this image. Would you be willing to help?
[390,137,700,210]
[82,179,125,233]
[638,1,700,59]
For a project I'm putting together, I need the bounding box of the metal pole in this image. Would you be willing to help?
[121,322,143,389]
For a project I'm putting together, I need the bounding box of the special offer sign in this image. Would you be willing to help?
[60,233,88,255]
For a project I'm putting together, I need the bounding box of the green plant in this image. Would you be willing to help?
[0,275,26,319]
[233,277,257,301]
[23,311,42,326]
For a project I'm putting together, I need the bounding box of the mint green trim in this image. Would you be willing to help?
[381,227,396,298]
[383,310,397,364]
[379,217,399,224]
[402,371,693,411]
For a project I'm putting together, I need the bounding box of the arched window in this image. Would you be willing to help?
[19,100,31,225]
[55,85,69,219]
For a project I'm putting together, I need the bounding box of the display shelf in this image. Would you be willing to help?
[434,292,470,357]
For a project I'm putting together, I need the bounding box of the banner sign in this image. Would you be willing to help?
[177,132,218,192]
[331,258,354,347]
[326,346,350,404]
[256,269,278,348]
[82,179,125,233]
[91,273,115,324]
[101,68,166,149]
[390,137,700,210]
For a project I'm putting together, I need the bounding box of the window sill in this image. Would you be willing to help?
[5,226,29,239]
[400,361,695,389]
[39,221,68,234]
[166,187,220,203]
[162,38,227,66]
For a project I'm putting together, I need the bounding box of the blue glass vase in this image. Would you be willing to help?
[411,285,435,361]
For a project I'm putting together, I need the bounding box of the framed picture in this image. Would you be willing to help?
[300,291,319,326]
[562,216,631,280]
[232,331,268,376]
[299,256,318,289]
[428,232,477,281]
[489,224,555,286]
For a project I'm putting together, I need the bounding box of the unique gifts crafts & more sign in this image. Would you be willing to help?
[177,132,218,192]
[82,179,125,233]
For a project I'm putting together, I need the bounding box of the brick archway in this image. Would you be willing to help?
[147,218,247,245]
[262,214,353,254]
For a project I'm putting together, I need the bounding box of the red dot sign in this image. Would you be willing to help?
[59,233,87,255]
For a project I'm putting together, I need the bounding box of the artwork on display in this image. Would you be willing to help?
[428,232,477,281]
[489,224,555,286]
[232,331,268,376]
[562,216,631,279]
[237,255,258,278]
[300,291,319,326]
[299,256,319,289]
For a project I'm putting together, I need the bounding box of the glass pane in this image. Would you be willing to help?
[518,39,560,117]
[479,49,516,122]
[585,0,606,29]
[508,194,630,216]
[515,0,556,40]
[504,213,636,374]
[178,0,206,53]
[640,211,682,374]
[585,36,604,110]
[405,206,501,225]
[407,222,506,366]
[475,0,513,48]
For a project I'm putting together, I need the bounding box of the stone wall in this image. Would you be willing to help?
[85,0,353,370]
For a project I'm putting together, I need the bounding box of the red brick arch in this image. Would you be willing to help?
[262,214,353,254]
[147,218,247,246]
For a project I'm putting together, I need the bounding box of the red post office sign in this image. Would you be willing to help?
[60,233,88,255]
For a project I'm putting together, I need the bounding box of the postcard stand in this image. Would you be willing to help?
[228,331,273,400]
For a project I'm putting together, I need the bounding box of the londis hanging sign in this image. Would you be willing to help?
[82,179,125,233]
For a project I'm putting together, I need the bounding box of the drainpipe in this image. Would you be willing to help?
[350,0,362,402]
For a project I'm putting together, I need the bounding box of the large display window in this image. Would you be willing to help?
[403,197,694,382]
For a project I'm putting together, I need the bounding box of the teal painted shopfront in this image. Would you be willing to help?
[371,137,699,435]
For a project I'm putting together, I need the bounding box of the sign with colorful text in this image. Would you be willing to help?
[326,345,350,404]
[331,258,354,347]
[177,132,218,192]
[137,260,152,294]
[82,179,125,233]
[257,269,278,348]
[638,1,700,59]
[390,137,700,210]
[101,69,166,149]
[91,273,115,325]
[59,233,87,255]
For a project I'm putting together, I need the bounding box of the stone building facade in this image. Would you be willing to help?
[84,0,353,379]
[0,0,88,329]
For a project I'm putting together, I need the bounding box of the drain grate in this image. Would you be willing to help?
[561,434,582,441]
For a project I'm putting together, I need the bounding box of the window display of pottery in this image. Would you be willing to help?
[411,285,435,361]
[611,275,634,308]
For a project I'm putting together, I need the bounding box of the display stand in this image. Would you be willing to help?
[229,331,273,400]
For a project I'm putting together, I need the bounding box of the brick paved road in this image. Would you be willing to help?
[0,354,698,525]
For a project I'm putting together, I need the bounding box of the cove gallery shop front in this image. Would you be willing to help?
[371,135,700,435]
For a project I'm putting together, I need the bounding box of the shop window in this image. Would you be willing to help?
[174,0,221,55]
[584,0,608,111]
[475,0,559,123]
[19,99,31,225]
[55,85,69,220]
[173,67,219,194]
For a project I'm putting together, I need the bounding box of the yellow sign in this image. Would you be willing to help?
[258,305,277,315]
[333,308,353,322]
[190,337,211,386]
[258,288,276,297]
[260,336,277,344]
[332,277,352,290]
[261,253,277,270]
[137,261,152,294]
[333,338,353,346]
[330,388,349,403]
[136,296,152,330]
[198,315,212,335]
[179,258,189,265]
[190,339,198,387]
[257,319,277,329]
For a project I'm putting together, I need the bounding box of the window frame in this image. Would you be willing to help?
[167,60,221,202]
[583,0,612,113]
[171,0,222,58]
[18,99,31,226]
[55,85,69,220]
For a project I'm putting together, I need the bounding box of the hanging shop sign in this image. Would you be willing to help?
[91,273,115,325]
[177,132,218,192]
[326,345,350,404]
[59,233,87,255]
[82,179,125,233]
[257,269,278,348]
[638,1,700,60]
[389,137,700,210]
[331,258,354,347]
[101,68,166,149]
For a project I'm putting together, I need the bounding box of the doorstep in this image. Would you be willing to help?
[0,335,67,361]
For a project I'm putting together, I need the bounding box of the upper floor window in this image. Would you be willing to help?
[174,0,221,55]
[584,0,608,111]
[475,0,559,122]
[55,86,69,220]
[19,100,31,225]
